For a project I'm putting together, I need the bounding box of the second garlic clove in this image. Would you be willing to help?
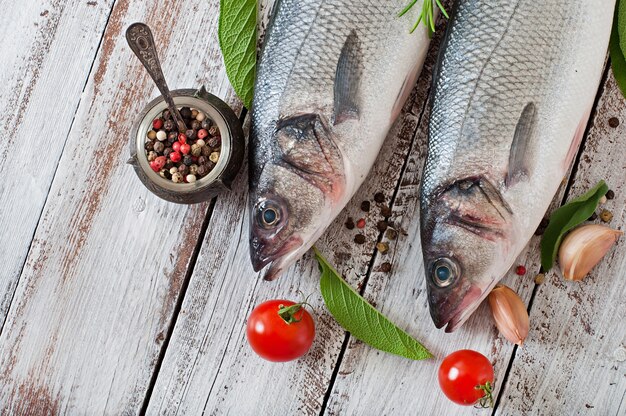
[488,285,529,346]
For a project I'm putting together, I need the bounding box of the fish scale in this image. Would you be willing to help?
[249,0,432,279]
[420,0,614,332]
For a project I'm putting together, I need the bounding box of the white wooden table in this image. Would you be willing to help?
[0,0,624,414]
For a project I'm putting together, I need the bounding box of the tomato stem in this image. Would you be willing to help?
[475,381,494,408]
[277,292,314,324]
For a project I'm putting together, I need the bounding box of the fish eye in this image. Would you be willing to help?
[255,200,282,228]
[431,257,459,288]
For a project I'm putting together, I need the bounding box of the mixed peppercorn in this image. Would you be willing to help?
[144,107,221,183]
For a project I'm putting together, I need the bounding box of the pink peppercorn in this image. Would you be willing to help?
[180,143,191,155]
[515,265,526,276]
[152,118,163,130]
[153,156,166,170]
[178,133,187,144]
[197,129,208,140]
[172,141,181,152]
[356,218,366,229]
[170,151,182,163]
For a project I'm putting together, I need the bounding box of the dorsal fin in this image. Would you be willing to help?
[506,102,537,187]
[333,30,362,125]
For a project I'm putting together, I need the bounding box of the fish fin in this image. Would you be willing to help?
[333,30,362,125]
[506,102,538,187]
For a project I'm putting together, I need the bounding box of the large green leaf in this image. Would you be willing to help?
[540,181,609,271]
[218,0,257,108]
[315,248,432,361]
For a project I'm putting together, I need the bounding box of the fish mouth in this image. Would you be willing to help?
[250,235,303,280]
[432,285,484,333]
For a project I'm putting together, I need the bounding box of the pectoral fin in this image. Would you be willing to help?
[333,30,362,125]
[506,102,537,187]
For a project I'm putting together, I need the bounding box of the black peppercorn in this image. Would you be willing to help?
[606,189,615,200]
[163,120,175,131]
[164,160,174,170]
[588,212,598,221]
[191,120,202,130]
[162,109,172,120]
[360,201,371,212]
[380,205,392,218]
[163,147,173,158]
[374,192,385,203]
[197,165,208,177]
[198,156,208,165]
[180,107,192,119]
[144,141,154,151]
[153,141,164,153]
[178,164,189,175]
[201,119,212,130]
[376,220,388,233]
[345,217,355,230]
[380,262,392,273]
[608,117,620,128]
[201,146,211,157]
[354,234,366,244]
[206,161,216,171]
[207,136,220,147]
[185,129,197,140]
[183,155,193,166]
[208,125,219,136]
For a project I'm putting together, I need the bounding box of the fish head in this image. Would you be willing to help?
[420,176,513,332]
[249,113,346,280]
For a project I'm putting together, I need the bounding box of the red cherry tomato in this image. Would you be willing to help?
[246,300,315,362]
[438,350,495,407]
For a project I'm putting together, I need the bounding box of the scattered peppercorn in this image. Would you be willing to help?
[380,262,392,273]
[360,200,371,212]
[588,212,598,221]
[345,217,355,230]
[143,108,221,183]
[376,220,388,233]
[515,265,526,276]
[354,234,366,244]
[380,205,392,218]
[385,228,398,241]
[534,273,545,285]
[355,218,366,229]
[374,192,385,203]
[376,242,389,254]
[606,189,615,200]
[608,117,620,128]
[600,209,613,223]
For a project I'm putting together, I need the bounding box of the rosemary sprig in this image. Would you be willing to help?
[399,0,449,36]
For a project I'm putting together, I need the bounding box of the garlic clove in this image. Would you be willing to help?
[488,285,529,346]
[558,224,622,281]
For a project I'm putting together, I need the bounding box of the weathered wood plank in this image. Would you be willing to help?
[0,0,114,326]
[0,0,241,412]
[146,5,439,414]
[496,73,626,416]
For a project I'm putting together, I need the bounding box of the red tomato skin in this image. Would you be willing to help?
[246,300,315,362]
[438,350,495,406]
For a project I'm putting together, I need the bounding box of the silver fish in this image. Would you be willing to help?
[249,0,433,279]
[420,0,614,332]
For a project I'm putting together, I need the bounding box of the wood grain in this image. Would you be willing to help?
[496,73,626,416]
[0,0,240,412]
[0,0,114,328]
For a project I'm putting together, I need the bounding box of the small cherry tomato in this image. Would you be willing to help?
[438,350,495,407]
[246,299,315,362]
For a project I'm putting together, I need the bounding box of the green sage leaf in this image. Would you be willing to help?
[610,0,626,98]
[218,0,257,108]
[315,248,432,361]
[540,180,609,271]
